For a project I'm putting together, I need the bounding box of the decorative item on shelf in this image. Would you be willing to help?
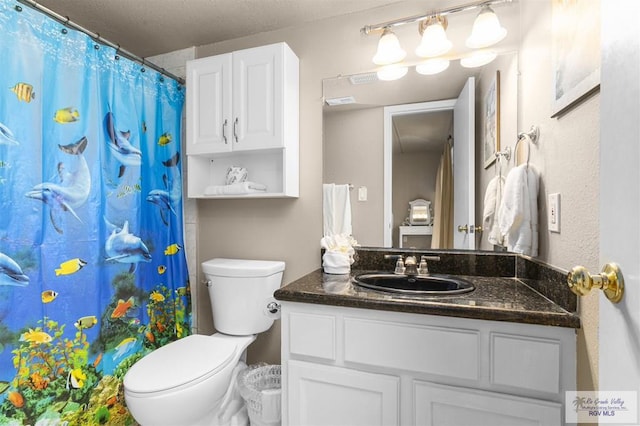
[361,0,512,79]
[408,199,433,226]
[225,166,248,185]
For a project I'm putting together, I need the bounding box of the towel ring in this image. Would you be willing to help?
[515,125,539,166]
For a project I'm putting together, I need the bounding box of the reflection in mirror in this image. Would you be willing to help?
[323,52,518,251]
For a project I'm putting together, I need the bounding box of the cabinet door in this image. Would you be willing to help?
[186,54,232,154]
[232,44,283,151]
[288,360,399,426]
[414,381,562,426]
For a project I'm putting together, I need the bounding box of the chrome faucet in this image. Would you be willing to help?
[404,256,418,276]
[385,254,440,277]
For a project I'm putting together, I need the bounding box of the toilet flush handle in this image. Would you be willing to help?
[203,279,212,287]
[267,301,280,314]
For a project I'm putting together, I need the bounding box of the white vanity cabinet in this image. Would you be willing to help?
[281,302,576,426]
[185,42,299,198]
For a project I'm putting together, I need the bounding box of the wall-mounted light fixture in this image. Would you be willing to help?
[362,0,512,80]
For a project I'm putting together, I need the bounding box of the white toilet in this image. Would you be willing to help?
[124,258,285,426]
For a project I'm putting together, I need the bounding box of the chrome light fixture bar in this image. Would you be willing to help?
[360,0,512,36]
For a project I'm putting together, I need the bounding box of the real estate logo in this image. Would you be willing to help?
[566,391,638,424]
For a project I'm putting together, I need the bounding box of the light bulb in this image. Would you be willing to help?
[376,64,409,81]
[373,28,406,65]
[415,17,452,58]
[466,6,507,49]
[415,58,450,75]
[460,50,497,68]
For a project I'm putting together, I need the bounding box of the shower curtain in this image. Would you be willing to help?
[431,139,454,249]
[0,1,190,424]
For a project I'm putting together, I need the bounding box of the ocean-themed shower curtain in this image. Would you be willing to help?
[0,1,190,424]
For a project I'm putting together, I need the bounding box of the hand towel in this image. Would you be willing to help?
[323,183,352,237]
[482,175,505,246]
[204,181,267,196]
[497,164,539,256]
[320,234,357,274]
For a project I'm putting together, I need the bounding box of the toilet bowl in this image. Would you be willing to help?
[124,258,285,426]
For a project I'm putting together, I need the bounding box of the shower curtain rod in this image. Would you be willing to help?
[16,0,186,85]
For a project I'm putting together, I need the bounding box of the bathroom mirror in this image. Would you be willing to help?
[323,52,518,249]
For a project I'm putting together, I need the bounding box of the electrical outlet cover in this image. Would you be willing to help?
[548,193,561,233]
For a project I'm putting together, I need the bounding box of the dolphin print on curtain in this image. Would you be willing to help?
[0,1,190,424]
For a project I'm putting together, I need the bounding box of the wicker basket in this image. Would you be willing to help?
[238,364,282,426]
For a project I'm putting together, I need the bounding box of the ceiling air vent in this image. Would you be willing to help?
[349,72,378,85]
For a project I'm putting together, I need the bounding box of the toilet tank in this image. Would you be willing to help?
[202,258,285,336]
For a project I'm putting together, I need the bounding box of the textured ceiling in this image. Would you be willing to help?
[33,0,404,58]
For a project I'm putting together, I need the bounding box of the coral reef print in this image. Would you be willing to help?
[0,1,190,423]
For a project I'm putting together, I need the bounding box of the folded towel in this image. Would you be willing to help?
[497,164,539,256]
[320,234,357,274]
[482,175,505,246]
[323,183,352,237]
[204,181,267,196]
[322,251,352,274]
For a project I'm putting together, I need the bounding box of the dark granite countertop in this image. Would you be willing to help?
[274,249,581,329]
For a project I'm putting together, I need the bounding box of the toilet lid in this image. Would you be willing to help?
[124,334,236,394]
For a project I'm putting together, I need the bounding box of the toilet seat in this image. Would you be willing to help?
[124,334,237,394]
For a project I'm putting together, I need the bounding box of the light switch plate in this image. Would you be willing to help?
[548,193,561,233]
[358,186,367,201]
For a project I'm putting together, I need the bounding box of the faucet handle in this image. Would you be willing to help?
[418,255,440,276]
[418,258,428,275]
[394,258,406,274]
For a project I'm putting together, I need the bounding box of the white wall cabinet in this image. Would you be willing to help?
[186,42,299,198]
[281,302,576,426]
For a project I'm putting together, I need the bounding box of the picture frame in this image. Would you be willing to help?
[551,0,600,118]
[483,70,500,169]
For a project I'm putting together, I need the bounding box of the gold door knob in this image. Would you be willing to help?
[567,263,624,303]
[457,225,468,233]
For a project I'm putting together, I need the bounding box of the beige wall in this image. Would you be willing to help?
[191,0,599,392]
[517,0,599,394]
[324,108,384,247]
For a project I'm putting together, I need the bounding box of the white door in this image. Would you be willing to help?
[383,100,457,248]
[599,0,640,421]
[453,77,476,249]
[232,44,282,151]
[186,54,232,154]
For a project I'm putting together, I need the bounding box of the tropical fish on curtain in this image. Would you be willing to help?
[0,1,190,424]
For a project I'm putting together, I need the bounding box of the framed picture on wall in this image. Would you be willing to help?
[483,70,500,169]
[551,0,600,117]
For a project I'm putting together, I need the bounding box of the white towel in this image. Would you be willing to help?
[483,175,505,246]
[204,181,267,196]
[320,234,357,274]
[322,183,352,237]
[497,164,539,256]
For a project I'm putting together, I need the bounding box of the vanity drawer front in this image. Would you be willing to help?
[288,312,336,360]
[490,332,561,394]
[413,381,562,426]
[344,317,480,380]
